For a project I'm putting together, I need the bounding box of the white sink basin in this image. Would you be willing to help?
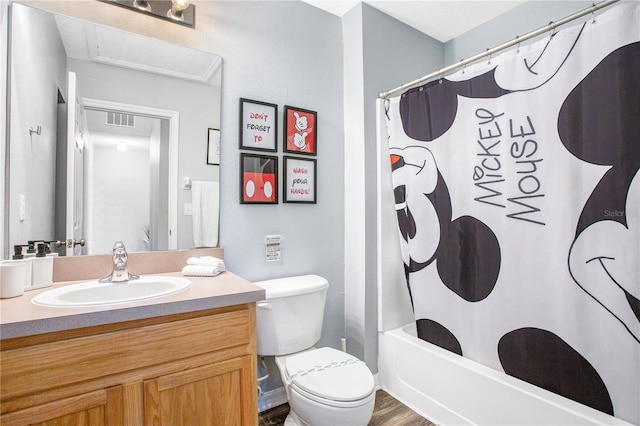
[32,276,192,307]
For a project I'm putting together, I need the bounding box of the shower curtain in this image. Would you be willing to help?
[384,3,639,424]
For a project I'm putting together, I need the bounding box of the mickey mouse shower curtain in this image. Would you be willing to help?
[384,3,639,423]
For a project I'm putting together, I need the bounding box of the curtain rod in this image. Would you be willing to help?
[379,0,620,99]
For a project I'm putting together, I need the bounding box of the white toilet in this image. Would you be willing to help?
[255,275,375,426]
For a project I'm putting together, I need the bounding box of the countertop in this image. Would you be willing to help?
[0,271,266,340]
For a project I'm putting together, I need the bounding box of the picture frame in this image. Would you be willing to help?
[239,98,278,152]
[283,105,317,156]
[240,153,278,204]
[283,156,317,204]
[207,128,220,165]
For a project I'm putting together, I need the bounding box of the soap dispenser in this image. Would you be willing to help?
[32,243,54,288]
[24,242,36,258]
[0,245,33,290]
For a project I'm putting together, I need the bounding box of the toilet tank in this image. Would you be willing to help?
[254,275,329,356]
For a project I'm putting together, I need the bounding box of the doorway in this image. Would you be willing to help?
[82,99,178,254]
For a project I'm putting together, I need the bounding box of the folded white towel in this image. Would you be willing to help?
[182,264,225,277]
[186,256,225,268]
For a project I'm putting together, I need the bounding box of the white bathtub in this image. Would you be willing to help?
[377,323,630,426]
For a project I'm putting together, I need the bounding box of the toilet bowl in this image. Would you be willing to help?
[255,275,375,426]
[276,347,375,426]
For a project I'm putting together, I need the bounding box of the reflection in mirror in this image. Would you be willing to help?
[6,3,222,258]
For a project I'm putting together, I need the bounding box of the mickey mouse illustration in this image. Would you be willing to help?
[293,112,309,150]
[293,132,308,150]
[286,108,316,153]
[562,42,640,344]
[294,111,308,132]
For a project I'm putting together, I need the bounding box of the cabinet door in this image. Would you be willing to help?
[144,356,256,425]
[0,386,123,426]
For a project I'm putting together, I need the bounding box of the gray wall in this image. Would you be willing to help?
[8,5,66,249]
[210,1,346,396]
[445,1,596,65]
[213,0,345,288]
[1,1,8,255]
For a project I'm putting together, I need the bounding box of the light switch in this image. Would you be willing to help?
[182,176,192,190]
[184,203,193,216]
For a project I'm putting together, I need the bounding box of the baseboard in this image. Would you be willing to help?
[258,386,288,413]
[373,372,380,390]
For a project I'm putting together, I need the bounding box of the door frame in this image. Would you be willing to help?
[82,98,179,251]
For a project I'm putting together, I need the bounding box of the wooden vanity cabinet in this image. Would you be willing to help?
[0,303,258,426]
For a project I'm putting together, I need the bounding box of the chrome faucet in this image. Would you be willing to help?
[99,241,140,283]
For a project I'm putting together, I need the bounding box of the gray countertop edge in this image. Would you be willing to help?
[1,289,265,340]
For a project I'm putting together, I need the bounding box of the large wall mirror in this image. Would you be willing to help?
[5,2,221,258]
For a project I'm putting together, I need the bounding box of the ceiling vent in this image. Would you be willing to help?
[106,111,135,127]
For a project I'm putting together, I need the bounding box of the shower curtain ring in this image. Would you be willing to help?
[460,58,466,74]
[515,35,521,55]
[591,3,597,24]
[486,48,492,65]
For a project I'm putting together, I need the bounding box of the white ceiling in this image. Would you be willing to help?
[301,0,527,42]
[54,14,222,84]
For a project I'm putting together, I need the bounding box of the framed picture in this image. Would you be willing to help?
[283,156,316,203]
[239,98,277,152]
[283,106,317,155]
[240,153,278,204]
[207,128,220,165]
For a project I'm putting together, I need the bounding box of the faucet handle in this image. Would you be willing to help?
[113,241,126,251]
[112,242,130,272]
[99,241,139,283]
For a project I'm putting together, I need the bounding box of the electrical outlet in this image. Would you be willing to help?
[266,234,282,263]
[184,203,192,216]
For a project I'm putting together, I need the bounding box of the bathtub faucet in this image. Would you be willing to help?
[99,241,140,283]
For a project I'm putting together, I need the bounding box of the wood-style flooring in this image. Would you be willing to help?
[258,389,437,426]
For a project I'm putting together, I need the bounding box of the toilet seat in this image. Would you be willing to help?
[284,347,375,407]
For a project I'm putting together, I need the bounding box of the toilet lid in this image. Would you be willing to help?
[285,347,374,402]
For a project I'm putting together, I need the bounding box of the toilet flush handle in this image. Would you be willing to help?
[257,302,272,310]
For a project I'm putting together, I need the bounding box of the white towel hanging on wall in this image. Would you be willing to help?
[192,181,219,247]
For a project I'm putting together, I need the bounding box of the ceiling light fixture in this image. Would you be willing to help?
[132,0,151,12]
[167,0,190,21]
[100,0,196,28]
